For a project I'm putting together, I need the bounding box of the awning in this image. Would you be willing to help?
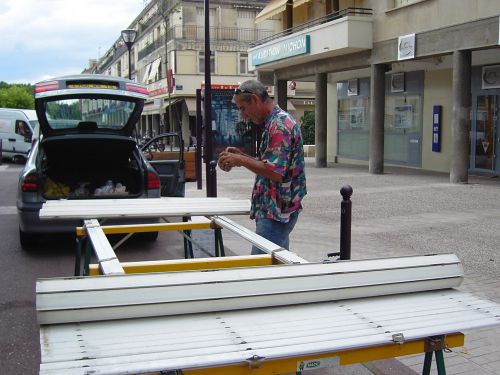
[142,104,160,115]
[148,59,162,81]
[185,98,197,115]
[293,0,312,7]
[142,64,152,83]
[255,0,288,24]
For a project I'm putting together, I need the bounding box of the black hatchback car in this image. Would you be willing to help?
[17,75,184,247]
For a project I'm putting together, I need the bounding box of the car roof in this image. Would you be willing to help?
[0,108,37,120]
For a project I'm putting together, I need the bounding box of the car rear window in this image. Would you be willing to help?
[43,97,137,131]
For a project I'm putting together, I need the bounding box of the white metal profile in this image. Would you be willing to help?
[37,254,464,324]
[39,197,251,220]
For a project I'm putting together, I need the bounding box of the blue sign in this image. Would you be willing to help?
[252,35,310,66]
[432,105,441,152]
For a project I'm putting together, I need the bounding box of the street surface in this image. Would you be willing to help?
[1,158,500,374]
[190,159,500,375]
[0,162,186,374]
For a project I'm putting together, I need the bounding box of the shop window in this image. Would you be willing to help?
[337,97,370,160]
[383,94,422,164]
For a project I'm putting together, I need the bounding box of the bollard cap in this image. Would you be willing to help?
[340,185,353,199]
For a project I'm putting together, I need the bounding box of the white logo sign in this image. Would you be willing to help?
[297,357,339,372]
[398,33,415,61]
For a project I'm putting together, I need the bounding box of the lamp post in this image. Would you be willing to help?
[121,29,137,80]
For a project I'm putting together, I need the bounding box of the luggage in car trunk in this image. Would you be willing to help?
[40,137,144,199]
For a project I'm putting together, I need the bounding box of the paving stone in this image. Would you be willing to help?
[188,160,500,375]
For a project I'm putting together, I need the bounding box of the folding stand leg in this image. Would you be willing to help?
[182,216,194,259]
[214,228,225,257]
[74,237,83,276]
[422,351,433,375]
[435,349,447,375]
[422,335,447,375]
[83,237,92,276]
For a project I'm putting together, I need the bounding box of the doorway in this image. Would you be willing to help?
[471,94,499,173]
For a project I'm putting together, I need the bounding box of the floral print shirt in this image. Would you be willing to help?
[251,105,307,222]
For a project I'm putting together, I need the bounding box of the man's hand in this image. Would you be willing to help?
[218,150,243,172]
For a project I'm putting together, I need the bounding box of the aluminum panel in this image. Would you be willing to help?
[39,290,500,375]
[39,197,251,220]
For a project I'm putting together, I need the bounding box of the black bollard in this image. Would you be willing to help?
[208,160,217,197]
[340,185,353,260]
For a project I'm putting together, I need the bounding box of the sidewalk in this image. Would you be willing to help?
[186,158,500,375]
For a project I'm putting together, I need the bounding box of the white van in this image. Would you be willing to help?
[0,108,39,163]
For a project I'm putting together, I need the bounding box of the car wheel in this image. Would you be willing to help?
[13,155,26,164]
[19,229,40,249]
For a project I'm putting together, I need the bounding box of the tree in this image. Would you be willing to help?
[0,84,34,109]
[300,110,315,145]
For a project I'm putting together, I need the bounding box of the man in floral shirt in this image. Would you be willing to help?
[218,80,307,254]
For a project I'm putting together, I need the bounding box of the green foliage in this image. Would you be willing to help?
[0,82,35,109]
[300,110,315,145]
[46,101,81,120]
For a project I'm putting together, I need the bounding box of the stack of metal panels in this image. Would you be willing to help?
[39,290,500,374]
[36,254,500,375]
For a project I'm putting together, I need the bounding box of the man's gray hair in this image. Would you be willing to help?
[234,79,270,102]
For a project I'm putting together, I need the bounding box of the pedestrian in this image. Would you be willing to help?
[218,79,307,254]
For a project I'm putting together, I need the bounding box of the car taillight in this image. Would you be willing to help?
[147,171,160,189]
[35,80,59,93]
[21,173,39,192]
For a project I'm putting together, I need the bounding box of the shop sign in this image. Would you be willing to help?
[398,33,415,61]
[251,34,310,66]
[149,87,167,97]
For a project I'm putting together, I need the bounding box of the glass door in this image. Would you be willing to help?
[474,95,498,171]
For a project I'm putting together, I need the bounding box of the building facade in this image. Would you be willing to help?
[84,0,316,147]
[248,0,500,181]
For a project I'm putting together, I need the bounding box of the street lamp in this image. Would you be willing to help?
[121,29,137,80]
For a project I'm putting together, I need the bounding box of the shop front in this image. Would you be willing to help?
[471,65,500,175]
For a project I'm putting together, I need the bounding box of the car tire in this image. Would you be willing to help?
[13,155,26,164]
[19,229,40,249]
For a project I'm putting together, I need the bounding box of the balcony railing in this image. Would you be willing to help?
[249,7,373,48]
[138,41,161,60]
[167,25,275,42]
[137,26,275,60]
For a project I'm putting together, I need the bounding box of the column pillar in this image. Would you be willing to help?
[450,50,471,183]
[274,77,287,111]
[369,64,386,174]
[315,73,327,167]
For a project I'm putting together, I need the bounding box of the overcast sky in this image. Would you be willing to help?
[0,0,147,84]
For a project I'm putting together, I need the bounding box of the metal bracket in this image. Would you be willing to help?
[83,219,101,229]
[392,333,405,344]
[425,335,447,352]
[246,354,265,369]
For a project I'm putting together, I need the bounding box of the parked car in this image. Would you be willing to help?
[17,74,184,248]
[0,108,39,163]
